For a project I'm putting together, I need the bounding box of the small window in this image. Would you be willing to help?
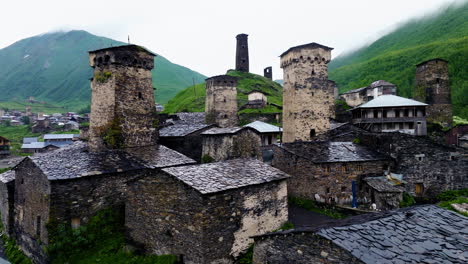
[21,178,24,184]
[415,183,424,196]
[357,165,363,171]
[312,70,315,75]
[310,129,316,138]
[104,55,110,63]
[415,154,424,162]
[341,186,346,192]
[138,92,143,100]
[326,187,330,194]
[36,216,41,237]
[324,166,331,173]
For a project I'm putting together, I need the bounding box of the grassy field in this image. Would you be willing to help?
[0,125,40,155]
[0,100,67,114]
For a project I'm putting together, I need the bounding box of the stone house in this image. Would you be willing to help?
[244,121,282,146]
[31,118,51,133]
[20,142,60,154]
[340,80,397,108]
[12,142,194,263]
[253,205,467,264]
[0,170,15,236]
[205,75,239,128]
[351,95,428,136]
[201,127,261,161]
[0,136,10,156]
[271,141,393,205]
[245,91,267,108]
[445,124,468,147]
[360,173,405,210]
[125,159,289,264]
[340,86,368,107]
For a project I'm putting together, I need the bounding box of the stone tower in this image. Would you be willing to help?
[88,45,158,151]
[205,75,238,127]
[280,42,335,143]
[414,58,452,126]
[235,34,249,72]
[264,66,272,80]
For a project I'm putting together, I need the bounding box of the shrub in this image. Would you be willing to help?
[201,154,214,163]
[399,192,416,208]
[436,189,468,202]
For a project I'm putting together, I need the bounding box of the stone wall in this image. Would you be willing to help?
[126,171,288,264]
[202,129,261,161]
[205,75,239,127]
[271,145,393,205]
[88,46,157,151]
[280,44,334,142]
[414,59,452,126]
[253,232,364,264]
[359,182,403,210]
[263,66,272,80]
[359,132,468,198]
[0,179,14,236]
[14,159,51,264]
[159,127,214,162]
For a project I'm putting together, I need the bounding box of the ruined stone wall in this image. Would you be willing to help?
[0,180,14,236]
[205,76,239,127]
[415,59,452,125]
[235,34,249,72]
[280,46,334,142]
[271,146,392,205]
[341,92,366,107]
[263,67,272,80]
[253,232,364,264]
[359,132,468,198]
[89,47,157,151]
[202,129,261,161]
[159,127,214,162]
[126,171,287,264]
[14,159,51,264]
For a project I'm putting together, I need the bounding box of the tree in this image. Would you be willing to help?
[20,116,30,125]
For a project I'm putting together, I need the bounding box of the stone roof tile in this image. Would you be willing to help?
[162,159,289,194]
[0,170,15,183]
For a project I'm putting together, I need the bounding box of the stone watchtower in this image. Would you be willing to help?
[280,43,335,143]
[205,75,239,127]
[235,34,249,72]
[414,58,452,126]
[88,45,158,151]
[264,66,272,80]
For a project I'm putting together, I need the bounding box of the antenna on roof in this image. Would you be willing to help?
[128,35,130,45]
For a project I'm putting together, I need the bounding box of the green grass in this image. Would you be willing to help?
[51,130,80,134]
[454,116,468,126]
[288,196,345,219]
[399,192,416,208]
[47,207,178,264]
[0,125,40,155]
[163,70,283,114]
[438,197,468,217]
[0,101,66,115]
[329,2,468,119]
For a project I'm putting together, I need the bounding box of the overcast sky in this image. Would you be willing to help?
[1,0,465,80]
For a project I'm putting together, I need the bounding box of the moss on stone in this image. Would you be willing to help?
[94,71,112,83]
[201,154,214,163]
[101,117,124,149]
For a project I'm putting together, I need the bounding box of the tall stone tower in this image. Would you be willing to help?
[88,45,158,151]
[205,75,238,127]
[280,43,335,143]
[235,34,249,72]
[414,58,452,126]
[264,66,272,80]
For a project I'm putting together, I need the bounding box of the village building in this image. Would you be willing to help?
[253,205,468,264]
[360,172,405,210]
[31,118,52,133]
[126,159,289,264]
[245,91,267,108]
[205,75,239,128]
[280,42,335,142]
[0,136,10,156]
[201,127,261,162]
[159,112,216,161]
[271,141,393,206]
[20,142,60,154]
[351,95,428,135]
[244,121,282,146]
[445,124,468,148]
[0,170,15,236]
[340,80,397,107]
[43,134,79,146]
[414,58,452,126]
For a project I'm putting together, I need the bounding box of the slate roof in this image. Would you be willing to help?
[280,42,333,57]
[363,176,404,193]
[0,170,15,183]
[175,112,206,124]
[369,80,395,87]
[278,141,390,163]
[27,142,195,180]
[159,123,213,137]
[356,95,427,109]
[21,142,47,149]
[23,137,38,144]
[202,127,248,135]
[317,205,468,264]
[244,121,282,133]
[342,87,367,95]
[89,44,156,56]
[44,134,77,140]
[162,159,289,194]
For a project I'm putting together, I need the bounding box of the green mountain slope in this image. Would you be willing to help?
[163,70,283,113]
[329,2,468,118]
[0,30,206,111]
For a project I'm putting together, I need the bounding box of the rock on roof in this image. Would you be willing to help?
[356,95,427,108]
[162,159,289,194]
[244,121,282,133]
[160,123,213,137]
[363,176,404,193]
[202,127,247,135]
[27,142,195,180]
[0,170,15,183]
[278,141,390,163]
[317,205,468,264]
